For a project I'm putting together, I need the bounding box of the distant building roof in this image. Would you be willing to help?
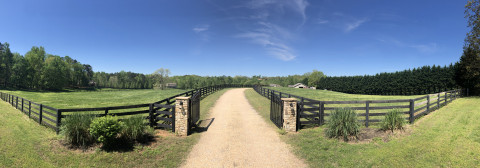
[289,83,308,88]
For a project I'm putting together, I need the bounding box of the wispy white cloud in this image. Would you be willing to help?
[235,23,297,61]
[410,43,437,53]
[206,0,307,61]
[345,18,367,32]
[232,0,308,61]
[377,38,438,53]
[193,24,210,33]
[316,18,329,24]
[291,0,309,25]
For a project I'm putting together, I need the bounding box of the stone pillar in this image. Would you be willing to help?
[282,98,297,132]
[175,97,190,136]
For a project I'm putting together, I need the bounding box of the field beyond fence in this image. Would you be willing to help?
[0,84,255,133]
[253,86,464,128]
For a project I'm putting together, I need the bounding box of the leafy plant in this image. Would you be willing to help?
[381,109,406,132]
[325,107,360,141]
[89,116,124,147]
[60,113,95,147]
[121,115,149,141]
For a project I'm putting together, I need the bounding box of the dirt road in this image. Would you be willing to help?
[181,88,307,168]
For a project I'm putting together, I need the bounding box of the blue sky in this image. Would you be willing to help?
[0,0,469,76]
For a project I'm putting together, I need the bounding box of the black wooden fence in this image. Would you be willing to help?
[1,92,59,131]
[253,86,464,129]
[0,84,256,133]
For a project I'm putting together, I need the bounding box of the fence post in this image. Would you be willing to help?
[39,104,43,124]
[445,92,447,104]
[172,105,176,133]
[149,104,154,127]
[437,93,440,109]
[409,99,414,124]
[282,98,297,132]
[426,95,430,114]
[16,96,18,109]
[320,102,325,125]
[21,98,24,113]
[175,97,190,136]
[28,101,31,118]
[56,109,61,134]
[365,101,370,127]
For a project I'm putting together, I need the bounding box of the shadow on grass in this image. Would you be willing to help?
[100,134,156,152]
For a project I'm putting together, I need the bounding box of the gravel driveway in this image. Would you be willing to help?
[181,88,307,168]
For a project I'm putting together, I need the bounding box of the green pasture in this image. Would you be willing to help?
[245,88,480,167]
[0,88,188,109]
[0,88,229,167]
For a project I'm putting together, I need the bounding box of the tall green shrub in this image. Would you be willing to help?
[60,113,95,147]
[326,108,360,141]
[381,109,406,132]
[121,115,149,141]
[89,116,124,147]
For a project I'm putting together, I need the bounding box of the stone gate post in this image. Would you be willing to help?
[282,98,297,132]
[175,97,190,136]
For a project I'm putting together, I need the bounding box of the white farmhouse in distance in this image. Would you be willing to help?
[269,84,281,87]
[288,83,308,89]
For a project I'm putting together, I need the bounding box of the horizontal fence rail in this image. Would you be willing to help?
[0,92,60,132]
[0,84,258,133]
[253,86,463,129]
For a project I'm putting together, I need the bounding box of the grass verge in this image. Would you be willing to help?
[244,89,480,167]
[244,89,276,128]
[0,88,229,167]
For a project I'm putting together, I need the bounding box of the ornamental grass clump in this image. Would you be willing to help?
[381,109,406,132]
[326,107,360,141]
[89,116,124,147]
[121,115,150,141]
[60,113,95,148]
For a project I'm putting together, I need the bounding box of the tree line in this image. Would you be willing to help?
[456,0,480,95]
[0,43,93,90]
[316,65,457,95]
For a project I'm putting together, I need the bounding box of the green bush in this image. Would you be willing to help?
[326,108,360,141]
[89,116,124,147]
[121,115,149,141]
[381,109,406,132]
[60,113,95,147]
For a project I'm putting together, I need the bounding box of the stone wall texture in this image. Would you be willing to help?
[175,97,190,136]
[282,98,297,132]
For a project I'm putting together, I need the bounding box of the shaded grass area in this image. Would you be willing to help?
[0,89,188,109]
[0,89,229,167]
[244,90,480,167]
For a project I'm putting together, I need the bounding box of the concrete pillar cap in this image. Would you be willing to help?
[281,98,297,101]
[176,97,190,100]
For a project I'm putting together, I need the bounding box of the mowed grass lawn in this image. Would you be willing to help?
[0,89,230,167]
[245,89,480,167]
[266,87,423,101]
[0,88,188,109]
